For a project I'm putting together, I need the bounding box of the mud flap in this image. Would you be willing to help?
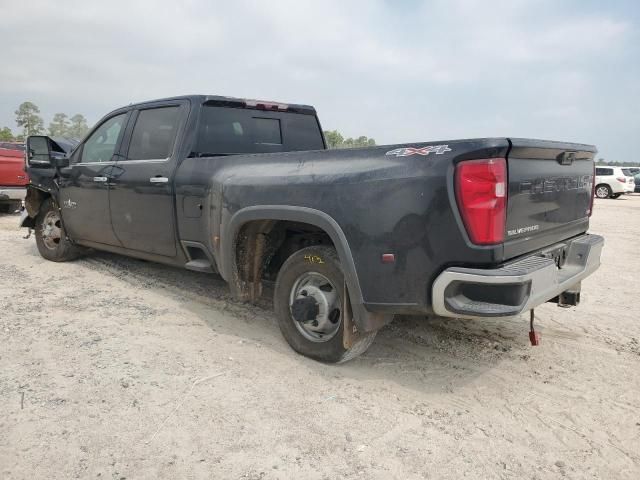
[342,281,362,349]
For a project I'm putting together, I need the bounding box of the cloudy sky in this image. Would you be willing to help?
[2,0,638,160]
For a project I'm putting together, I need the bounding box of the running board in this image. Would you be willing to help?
[185,259,214,273]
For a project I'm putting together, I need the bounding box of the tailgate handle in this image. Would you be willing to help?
[93,176,108,183]
[557,152,576,165]
[150,176,169,184]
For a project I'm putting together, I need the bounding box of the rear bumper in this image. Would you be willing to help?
[432,233,604,319]
[0,187,26,201]
[610,182,626,193]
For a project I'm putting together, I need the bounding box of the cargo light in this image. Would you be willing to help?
[455,158,507,245]
[244,99,289,111]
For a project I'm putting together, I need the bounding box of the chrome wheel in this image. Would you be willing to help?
[41,210,62,250]
[289,272,342,342]
[595,186,610,198]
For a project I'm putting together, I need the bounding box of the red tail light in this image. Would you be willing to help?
[455,158,507,245]
[616,177,626,183]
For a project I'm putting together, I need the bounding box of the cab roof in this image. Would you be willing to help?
[125,94,317,116]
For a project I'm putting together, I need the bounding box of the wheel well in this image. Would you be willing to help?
[233,220,335,302]
[24,186,51,218]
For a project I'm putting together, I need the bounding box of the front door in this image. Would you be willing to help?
[58,112,128,246]
[109,103,186,257]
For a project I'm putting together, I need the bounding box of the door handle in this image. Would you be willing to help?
[93,176,108,183]
[149,177,169,183]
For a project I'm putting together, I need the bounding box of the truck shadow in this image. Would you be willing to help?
[81,250,533,394]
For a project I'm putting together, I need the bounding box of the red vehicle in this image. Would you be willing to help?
[0,143,28,213]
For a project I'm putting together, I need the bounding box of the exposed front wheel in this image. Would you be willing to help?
[274,246,377,363]
[34,198,85,262]
[595,184,612,199]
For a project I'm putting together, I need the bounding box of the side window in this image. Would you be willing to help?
[126,107,180,160]
[80,114,126,164]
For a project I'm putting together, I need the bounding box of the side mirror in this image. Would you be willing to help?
[26,136,71,169]
[26,135,53,168]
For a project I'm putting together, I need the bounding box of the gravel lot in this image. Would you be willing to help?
[1,196,639,479]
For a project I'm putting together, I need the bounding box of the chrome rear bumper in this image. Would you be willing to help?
[432,234,604,319]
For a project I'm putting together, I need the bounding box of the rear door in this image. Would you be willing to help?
[109,101,188,257]
[58,112,129,246]
[504,139,596,259]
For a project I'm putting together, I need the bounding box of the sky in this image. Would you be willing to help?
[1,0,638,161]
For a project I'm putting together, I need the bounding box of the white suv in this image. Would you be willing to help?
[594,166,635,199]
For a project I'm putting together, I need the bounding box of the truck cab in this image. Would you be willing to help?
[25,96,325,260]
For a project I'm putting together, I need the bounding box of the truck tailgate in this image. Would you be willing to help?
[504,138,595,259]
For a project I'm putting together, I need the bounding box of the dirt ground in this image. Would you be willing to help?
[1,196,639,480]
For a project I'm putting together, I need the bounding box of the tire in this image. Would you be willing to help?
[274,246,377,363]
[595,184,611,199]
[610,193,622,199]
[34,198,84,262]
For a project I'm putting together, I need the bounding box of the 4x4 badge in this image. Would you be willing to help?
[386,145,452,157]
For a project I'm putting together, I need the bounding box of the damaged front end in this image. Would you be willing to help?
[20,136,79,229]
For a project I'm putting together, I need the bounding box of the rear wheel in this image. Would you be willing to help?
[34,198,85,262]
[274,246,377,363]
[595,184,612,199]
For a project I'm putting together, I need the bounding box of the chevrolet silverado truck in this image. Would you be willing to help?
[0,143,28,213]
[21,95,604,362]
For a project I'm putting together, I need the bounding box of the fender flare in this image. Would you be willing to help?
[221,205,364,305]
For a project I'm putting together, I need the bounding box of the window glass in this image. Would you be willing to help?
[81,114,126,163]
[596,168,613,176]
[621,168,632,176]
[254,118,282,144]
[127,107,180,160]
[195,106,323,156]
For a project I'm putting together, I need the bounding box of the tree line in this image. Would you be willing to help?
[323,130,376,149]
[596,159,640,167]
[0,101,90,142]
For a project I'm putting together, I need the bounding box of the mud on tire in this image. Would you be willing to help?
[274,245,377,363]
[34,198,85,262]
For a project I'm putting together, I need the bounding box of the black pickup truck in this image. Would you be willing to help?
[22,95,603,362]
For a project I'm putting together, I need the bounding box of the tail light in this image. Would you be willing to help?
[455,158,507,245]
[616,177,626,183]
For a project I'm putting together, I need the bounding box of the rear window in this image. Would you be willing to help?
[195,106,324,156]
[621,168,632,176]
[596,167,613,176]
